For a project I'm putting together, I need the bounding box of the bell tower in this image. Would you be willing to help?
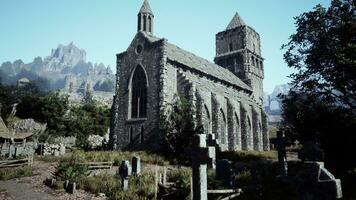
[214,13,264,105]
[137,0,154,34]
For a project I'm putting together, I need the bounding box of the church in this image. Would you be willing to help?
[110,0,269,152]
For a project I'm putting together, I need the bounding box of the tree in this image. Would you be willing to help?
[281,0,356,172]
[160,95,203,163]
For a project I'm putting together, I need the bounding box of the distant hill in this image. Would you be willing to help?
[264,84,291,125]
[0,42,115,93]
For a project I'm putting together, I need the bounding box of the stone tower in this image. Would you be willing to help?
[137,0,154,34]
[214,13,264,105]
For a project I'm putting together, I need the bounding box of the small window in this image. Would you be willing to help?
[251,56,255,66]
[260,61,263,69]
[229,43,233,52]
[136,45,143,54]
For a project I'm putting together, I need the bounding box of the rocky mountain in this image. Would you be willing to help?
[264,84,291,125]
[0,43,115,93]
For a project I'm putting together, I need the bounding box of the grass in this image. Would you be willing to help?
[75,172,156,200]
[0,166,33,180]
[218,150,278,162]
[36,150,169,166]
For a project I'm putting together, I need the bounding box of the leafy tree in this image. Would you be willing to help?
[160,95,203,163]
[281,0,356,172]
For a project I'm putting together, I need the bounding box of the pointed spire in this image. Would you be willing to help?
[139,0,153,15]
[226,12,246,30]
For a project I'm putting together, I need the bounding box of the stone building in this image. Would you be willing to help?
[110,0,269,152]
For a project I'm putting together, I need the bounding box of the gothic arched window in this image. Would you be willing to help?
[131,65,147,119]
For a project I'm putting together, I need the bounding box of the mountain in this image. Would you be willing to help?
[0,43,115,93]
[264,84,291,125]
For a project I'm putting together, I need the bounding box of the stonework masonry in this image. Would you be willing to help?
[110,0,270,152]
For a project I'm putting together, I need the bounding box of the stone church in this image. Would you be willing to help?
[110,0,269,152]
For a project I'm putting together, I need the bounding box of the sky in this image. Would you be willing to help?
[0,0,330,93]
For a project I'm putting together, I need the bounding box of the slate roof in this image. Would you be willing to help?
[226,12,246,30]
[141,32,252,91]
[139,0,153,15]
[0,117,12,139]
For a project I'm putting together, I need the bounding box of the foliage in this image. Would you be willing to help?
[54,153,88,182]
[160,95,203,164]
[0,83,42,120]
[281,0,356,173]
[68,102,110,149]
[0,166,33,180]
[38,150,169,166]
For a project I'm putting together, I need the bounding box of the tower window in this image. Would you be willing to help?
[148,16,152,33]
[130,65,148,119]
[229,43,233,52]
[138,14,141,31]
[143,15,147,31]
[251,56,255,66]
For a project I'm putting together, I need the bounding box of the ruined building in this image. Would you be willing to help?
[110,0,269,152]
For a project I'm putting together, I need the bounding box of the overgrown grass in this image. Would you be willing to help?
[0,166,33,180]
[36,150,169,166]
[75,172,156,200]
[218,150,278,162]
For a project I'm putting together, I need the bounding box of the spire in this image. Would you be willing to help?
[137,0,154,34]
[226,12,246,30]
[139,0,153,15]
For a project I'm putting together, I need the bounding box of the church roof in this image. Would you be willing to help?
[226,12,246,30]
[139,0,153,14]
[141,32,252,91]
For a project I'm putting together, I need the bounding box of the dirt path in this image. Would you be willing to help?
[0,161,106,200]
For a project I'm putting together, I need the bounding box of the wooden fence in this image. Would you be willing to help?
[0,155,33,168]
[79,161,113,170]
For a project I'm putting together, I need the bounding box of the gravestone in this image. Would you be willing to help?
[9,145,15,158]
[215,159,233,187]
[276,130,288,178]
[296,162,342,200]
[119,160,132,191]
[15,146,24,157]
[132,156,141,176]
[59,144,66,156]
[188,134,215,200]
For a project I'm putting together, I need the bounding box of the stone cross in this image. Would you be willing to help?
[276,130,288,178]
[188,134,215,200]
[206,134,217,169]
[132,156,141,176]
[215,159,233,187]
[119,160,132,191]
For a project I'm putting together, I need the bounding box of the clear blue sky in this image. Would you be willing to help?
[0,0,330,93]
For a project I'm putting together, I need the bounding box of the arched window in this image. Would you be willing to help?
[143,15,147,31]
[138,14,141,31]
[148,16,152,33]
[235,113,240,145]
[131,65,147,119]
